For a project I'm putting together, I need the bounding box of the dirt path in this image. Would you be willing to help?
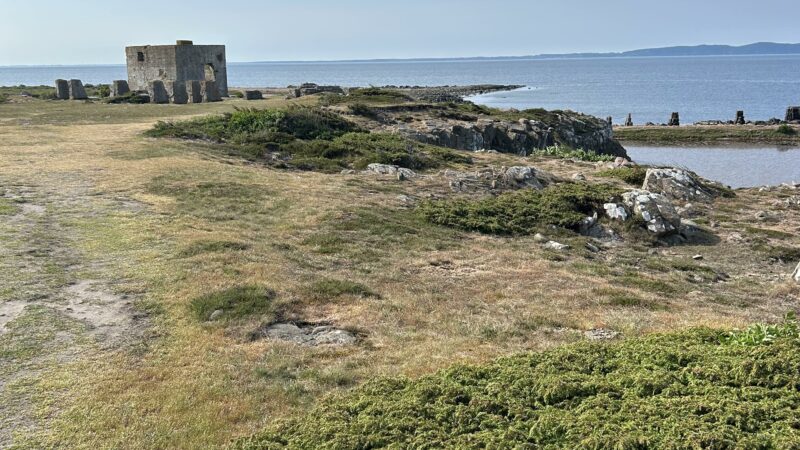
[0,127,152,446]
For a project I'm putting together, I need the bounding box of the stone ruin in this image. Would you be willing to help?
[668,112,680,126]
[787,107,800,123]
[624,113,633,127]
[124,40,227,104]
[735,110,745,125]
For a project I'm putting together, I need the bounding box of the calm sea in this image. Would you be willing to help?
[2,55,800,124]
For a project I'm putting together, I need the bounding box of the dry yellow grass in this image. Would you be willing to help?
[1,96,798,449]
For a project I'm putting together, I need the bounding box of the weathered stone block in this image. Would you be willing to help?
[186,81,203,103]
[148,80,170,104]
[168,81,188,104]
[55,79,70,100]
[69,79,87,100]
[111,80,130,97]
[735,110,745,125]
[244,90,263,100]
[624,113,633,127]
[201,81,221,102]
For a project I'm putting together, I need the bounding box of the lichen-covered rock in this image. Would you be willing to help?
[604,203,629,221]
[500,166,544,190]
[643,168,726,203]
[622,190,681,236]
[365,163,416,179]
[442,166,551,193]
[261,323,357,346]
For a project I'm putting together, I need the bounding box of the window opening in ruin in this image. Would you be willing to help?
[204,64,216,82]
[137,52,145,62]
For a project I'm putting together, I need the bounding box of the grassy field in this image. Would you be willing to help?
[1,93,799,448]
[615,124,800,146]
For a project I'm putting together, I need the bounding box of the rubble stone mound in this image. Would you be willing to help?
[643,168,727,203]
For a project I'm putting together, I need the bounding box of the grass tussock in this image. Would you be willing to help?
[235,323,800,449]
[189,285,277,322]
[147,107,470,173]
[597,166,648,186]
[419,183,621,234]
[306,279,379,302]
[536,146,616,162]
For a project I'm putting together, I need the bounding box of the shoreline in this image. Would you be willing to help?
[615,124,800,147]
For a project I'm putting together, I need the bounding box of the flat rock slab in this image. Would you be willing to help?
[69,79,87,100]
[261,323,357,346]
[244,90,263,100]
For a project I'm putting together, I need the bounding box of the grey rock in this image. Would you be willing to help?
[148,80,169,104]
[793,263,800,283]
[262,323,357,346]
[572,173,587,181]
[584,328,621,341]
[544,241,570,251]
[501,166,544,190]
[693,254,704,261]
[622,190,681,236]
[55,79,70,100]
[111,80,130,97]
[68,79,87,100]
[209,309,224,321]
[244,90,263,100]
[365,163,416,179]
[642,168,724,203]
[604,203,629,221]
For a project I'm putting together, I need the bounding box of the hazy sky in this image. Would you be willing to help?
[2,0,799,65]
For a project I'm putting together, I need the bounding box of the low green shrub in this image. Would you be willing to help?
[189,285,276,322]
[0,94,7,104]
[235,324,800,449]
[597,166,648,186]
[776,124,796,135]
[323,87,413,106]
[147,107,471,173]
[721,312,799,346]
[419,183,621,234]
[105,91,149,104]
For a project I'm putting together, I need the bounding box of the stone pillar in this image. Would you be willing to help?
[244,90,263,100]
[148,80,170,104]
[68,79,87,100]
[169,81,188,104]
[186,81,203,103]
[735,111,745,125]
[111,80,130,97]
[606,116,613,126]
[625,113,633,127]
[668,112,680,127]
[55,79,70,100]
[201,81,221,102]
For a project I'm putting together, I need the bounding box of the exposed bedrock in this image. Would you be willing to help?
[385,112,627,158]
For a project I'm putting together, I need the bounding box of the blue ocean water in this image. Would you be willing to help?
[2,55,800,124]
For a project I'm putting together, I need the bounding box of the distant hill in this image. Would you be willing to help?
[533,42,800,59]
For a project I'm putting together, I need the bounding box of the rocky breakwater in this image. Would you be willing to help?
[385,110,627,158]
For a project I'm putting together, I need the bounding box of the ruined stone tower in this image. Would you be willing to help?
[125,40,228,97]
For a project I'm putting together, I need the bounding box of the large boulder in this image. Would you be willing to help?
[68,79,87,100]
[621,190,681,236]
[642,168,727,203]
[168,81,188,104]
[499,166,544,190]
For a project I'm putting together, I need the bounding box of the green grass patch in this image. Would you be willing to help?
[189,285,277,322]
[235,325,800,449]
[321,87,413,106]
[776,124,796,135]
[419,183,621,235]
[306,279,379,301]
[0,198,19,215]
[721,312,799,346]
[104,91,149,104]
[178,240,250,257]
[744,226,793,240]
[597,166,648,186]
